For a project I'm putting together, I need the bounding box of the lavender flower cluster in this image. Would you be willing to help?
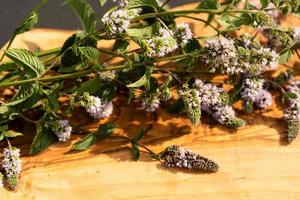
[143,23,194,57]
[2,147,22,189]
[283,80,300,143]
[203,35,279,75]
[240,78,272,109]
[102,8,140,37]
[179,79,245,128]
[263,27,300,50]
[141,94,160,112]
[204,36,240,74]
[79,92,113,119]
[55,120,72,142]
[144,28,178,57]
[160,145,218,172]
[175,23,193,45]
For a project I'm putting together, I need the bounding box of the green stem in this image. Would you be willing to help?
[0,35,16,62]
[5,137,12,147]
[134,9,257,21]
[180,15,220,34]
[0,52,203,88]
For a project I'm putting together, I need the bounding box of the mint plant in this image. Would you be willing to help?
[0,0,299,189]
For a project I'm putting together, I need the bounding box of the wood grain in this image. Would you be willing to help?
[1,3,300,200]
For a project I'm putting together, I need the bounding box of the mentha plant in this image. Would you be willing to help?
[0,0,299,189]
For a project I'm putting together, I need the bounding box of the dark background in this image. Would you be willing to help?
[0,0,198,46]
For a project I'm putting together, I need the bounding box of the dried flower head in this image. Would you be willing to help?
[2,147,22,189]
[55,120,72,142]
[175,23,193,44]
[254,89,272,109]
[0,172,3,188]
[179,84,201,125]
[102,8,139,36]
[141,93,160,112]
[160,145,219,172]
[98,70,116,82]
[144,28,178,57]
[284,80,300,143]
[160,87,172,101]
[79,93,113,119]
[292,27,300,44]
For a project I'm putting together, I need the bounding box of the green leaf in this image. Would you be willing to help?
[225,118,246,128]
[127,67,152,88]
[284,92,298,99]
[99,0,108,6]
[78,46,100,68]
[44,90,60,111]
[97,83,116,102]
[77,75,101,95]
[0,134,4,141]
[4,84,42,112]
[131,142,140,161]
[132,127,145,142]
[72,123,116,151]
[279,49,292,64]
[4,49,45,78]
[4,130,23,138]
[67,0,97,33]
[183,38,201,53]
[60,32,97,68]
[128,88,135,103]
[29,114,57,154]
[260,0,269,8]
[72,133,97,151]
[94,122,117,139]
[196,0,218,10]
[127,0,159,9]
[0,106,9,114]
[126,21,160,38]
[13,12,38,36]
[244,100,253,113]
[167,98,185,114]
[112,39,130,53]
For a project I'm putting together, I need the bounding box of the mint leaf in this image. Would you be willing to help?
[260,0,269,8]
[72,123,116,151]
[30,114,57,154]
[127,67,152,88]
[4,130,23,138]
[72,133,97,151]
[279,49,292,64]
[77,75,101,95]
[13,12,38,36]
[78,46,100,68]
[94,123,117,138]
[127,0,159,9]
[99,0,108,6]
[196,0,218,10]
[67,0,97,33]
[4,49,45,78]
[112,39,129,53]
[131,142,140,161]
[132,127,145,142]
[126,21,160,38]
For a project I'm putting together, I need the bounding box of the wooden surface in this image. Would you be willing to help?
[1,3,300,200]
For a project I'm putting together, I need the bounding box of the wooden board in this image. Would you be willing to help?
[1,3,300,200]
